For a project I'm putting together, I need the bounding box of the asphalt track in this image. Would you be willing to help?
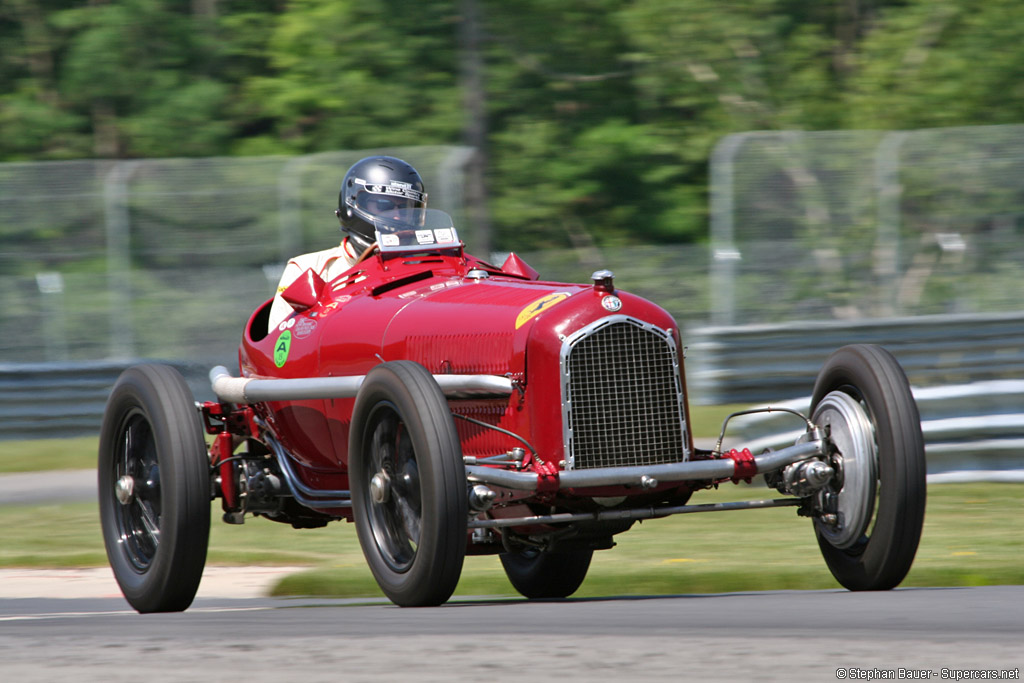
[2,472,1022,681]
[1,586,1022,682]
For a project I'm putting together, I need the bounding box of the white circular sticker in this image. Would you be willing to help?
[294,317,317,339]
[601,295,622,312]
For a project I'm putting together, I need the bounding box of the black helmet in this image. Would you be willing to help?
[336,156,427,250]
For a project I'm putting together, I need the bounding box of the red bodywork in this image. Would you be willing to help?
[100,207,926,609]
[211,244,696,539]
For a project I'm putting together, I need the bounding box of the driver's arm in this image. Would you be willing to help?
[267,257,307,333]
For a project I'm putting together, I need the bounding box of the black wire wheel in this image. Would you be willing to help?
[500,548,593,599]
[98,364,210,613]
[349,361,467,607]
[809,344,926,591]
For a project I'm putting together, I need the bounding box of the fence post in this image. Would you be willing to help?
[35,271,69,361]
[103,161,139,360]
[873,131,909,317]
[709,132,753,326]
[435,146,475,248]
[278,155,311,265]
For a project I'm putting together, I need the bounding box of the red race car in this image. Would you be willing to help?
[99,208,926,611]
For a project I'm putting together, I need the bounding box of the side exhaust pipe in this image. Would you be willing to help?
[209,365,513,404]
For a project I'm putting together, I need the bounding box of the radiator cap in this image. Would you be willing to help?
[591,269,614,293]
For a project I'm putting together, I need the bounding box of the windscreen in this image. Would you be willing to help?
[372,208,461,253]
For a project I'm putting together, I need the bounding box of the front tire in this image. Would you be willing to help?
[349,361,467,606]
[98,364,211,613]
[810,345,926,591]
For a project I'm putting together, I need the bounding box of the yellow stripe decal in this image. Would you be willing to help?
[515,293,569,329]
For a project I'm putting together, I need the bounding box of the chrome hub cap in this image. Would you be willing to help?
[115,474,135,505]
[370,471,391,504]
[812,391,878,549]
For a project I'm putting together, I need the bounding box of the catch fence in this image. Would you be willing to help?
[709,125,1024,326]
[0,146,473,363]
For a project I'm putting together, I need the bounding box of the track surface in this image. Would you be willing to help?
[2,586,1022,682]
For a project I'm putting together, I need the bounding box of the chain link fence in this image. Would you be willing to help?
[0,147,716,440]
[0,146,474,364]
[6,126,1024,374]
[4,128,1024,456]
[709,125,1024,326]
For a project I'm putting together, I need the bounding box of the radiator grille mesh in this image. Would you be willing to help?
[564,319,687,470]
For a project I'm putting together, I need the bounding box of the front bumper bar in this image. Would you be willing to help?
[465,439,824,491]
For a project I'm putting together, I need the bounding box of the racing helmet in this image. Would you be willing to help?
[336,156,427,250]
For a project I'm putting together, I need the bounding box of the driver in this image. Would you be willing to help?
[268,155,427,331]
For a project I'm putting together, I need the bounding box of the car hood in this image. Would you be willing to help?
[380,276,587,376]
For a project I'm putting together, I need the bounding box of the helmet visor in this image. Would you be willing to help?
[357,194,418,217]
[351,176,427,218]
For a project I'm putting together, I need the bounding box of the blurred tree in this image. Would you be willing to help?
[231,0,462,155]
[3,0,1024,250]
[846,0,1024,128]
[55,0,234,157]
[482,1,911,248]
[483,0,697,248]
[0,0,90,158]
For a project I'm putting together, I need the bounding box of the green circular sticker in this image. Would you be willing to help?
[274,330,292,367]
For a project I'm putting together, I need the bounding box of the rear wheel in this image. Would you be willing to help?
[98,364,211,613]
[349,361,467,606]
[500,548,593,599]
[809,345,926,591]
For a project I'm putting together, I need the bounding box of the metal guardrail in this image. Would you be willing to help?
[723,380,1024,478]
[685,311,1024,405]
[685,313,1024,478]
[3,353,1021,480]
[0,360,223,442]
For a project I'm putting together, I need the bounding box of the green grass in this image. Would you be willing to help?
[0,436,98,473]
[2,433,1019,598]
[688,403,750,442]
[1,483,1021,599]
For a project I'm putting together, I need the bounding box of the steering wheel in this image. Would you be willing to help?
[355,243,378,265]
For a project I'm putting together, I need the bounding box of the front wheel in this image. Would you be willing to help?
[98,364,211,613]
[809,344,926,591]
[349,361,467,607]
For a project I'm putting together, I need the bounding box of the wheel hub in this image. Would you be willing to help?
[370,471,391,504]
[115,475,135,505]
[812,391,878,549]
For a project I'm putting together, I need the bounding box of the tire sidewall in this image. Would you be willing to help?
[810,344,926,590]
[98,365,210,612]
[500,548,594,599]
[349,361,467,606]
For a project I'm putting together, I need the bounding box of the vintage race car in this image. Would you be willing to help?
[99,208,926,611]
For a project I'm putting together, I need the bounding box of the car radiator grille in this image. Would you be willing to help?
[562,317,688,470]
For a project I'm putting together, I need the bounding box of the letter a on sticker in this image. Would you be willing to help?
[274,331,292,367]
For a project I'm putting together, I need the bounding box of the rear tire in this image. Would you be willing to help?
[98,364,211,613]
[810,345,926,591]
[500,548,593,599]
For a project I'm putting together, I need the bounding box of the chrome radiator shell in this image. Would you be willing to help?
[559,315,689,470]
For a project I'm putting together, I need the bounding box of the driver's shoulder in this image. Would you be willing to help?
[287,244,345,270]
